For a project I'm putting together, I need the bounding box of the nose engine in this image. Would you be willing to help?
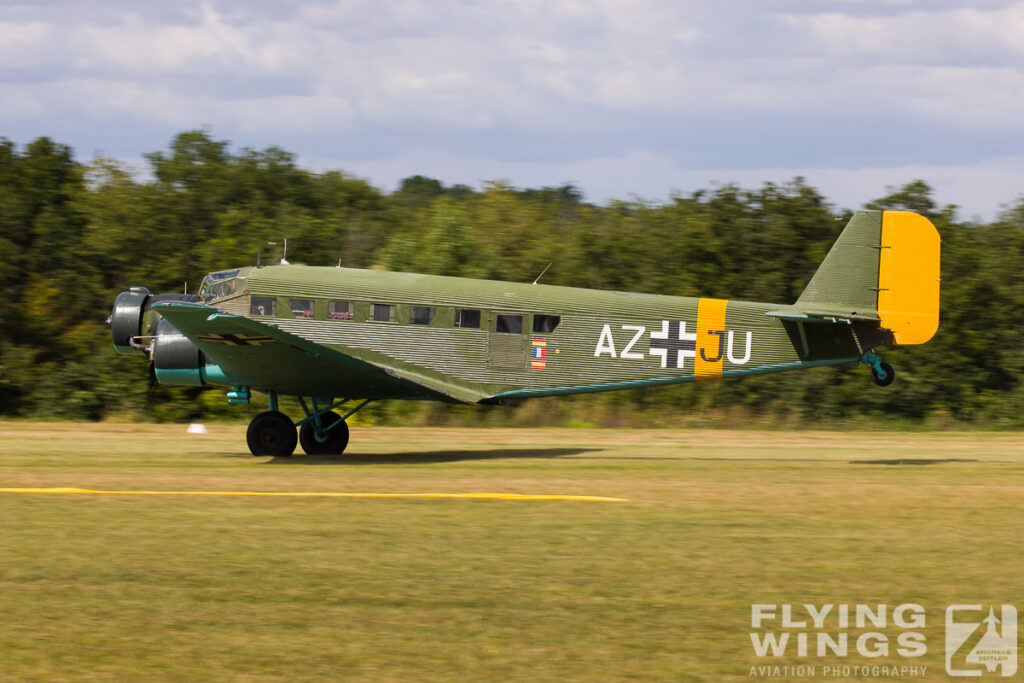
[110,287,153,355]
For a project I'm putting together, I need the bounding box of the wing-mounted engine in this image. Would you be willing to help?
[151,317,221,386]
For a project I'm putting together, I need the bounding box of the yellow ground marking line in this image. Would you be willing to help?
[0,487,627,502]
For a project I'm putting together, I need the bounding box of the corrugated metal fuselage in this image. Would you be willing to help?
[208,265,863,401]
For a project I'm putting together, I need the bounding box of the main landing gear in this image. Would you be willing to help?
[299,411,349,455]
[861,352,895,387]
[244,393,371,457]
[247,411,298,457]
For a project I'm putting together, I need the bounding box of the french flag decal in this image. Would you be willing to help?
[531,338,547,368]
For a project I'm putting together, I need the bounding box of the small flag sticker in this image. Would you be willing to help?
[531,338,547,368]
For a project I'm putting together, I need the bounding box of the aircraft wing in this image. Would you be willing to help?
[151,302,485,403]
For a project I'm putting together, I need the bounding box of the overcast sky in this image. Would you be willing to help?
[3,0,1023,219]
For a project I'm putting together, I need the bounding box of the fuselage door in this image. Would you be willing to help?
[488,313,527,372]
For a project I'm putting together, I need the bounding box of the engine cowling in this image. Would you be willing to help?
[110,287,151,355]
[152,317,207,386]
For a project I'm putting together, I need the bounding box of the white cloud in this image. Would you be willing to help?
[0,0,1022,218]
[789,5,1024,64]
[3,0,1022,127]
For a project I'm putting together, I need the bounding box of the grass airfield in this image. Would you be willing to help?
[1,423,1022,681]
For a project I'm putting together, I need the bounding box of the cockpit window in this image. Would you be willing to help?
[201,277,238,302]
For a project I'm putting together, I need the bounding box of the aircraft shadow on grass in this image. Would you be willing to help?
[848,458,979,465]
[232,453,981,466]
[579,456,983,465]
[256,446,602,465]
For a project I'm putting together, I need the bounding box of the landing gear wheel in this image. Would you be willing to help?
[299,411,350,455]
[871,362,895,387]
[247,411,298,457]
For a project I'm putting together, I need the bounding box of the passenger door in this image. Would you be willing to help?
[488,313,527,372]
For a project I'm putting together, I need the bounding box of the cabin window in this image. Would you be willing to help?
[410,306,435,325]
[533,314,561,334]
[328,301,352,321]
[250,296,276,316]
[370,303,396,322]
[496,314,523,334]
[454,308,481,329]
[290,299,314,319]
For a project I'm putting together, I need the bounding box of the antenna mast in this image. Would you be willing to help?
[280,238,290,266]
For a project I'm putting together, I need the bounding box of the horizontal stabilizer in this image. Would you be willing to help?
[765,307,880,323]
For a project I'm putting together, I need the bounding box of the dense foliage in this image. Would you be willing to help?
[1,131,1021,426]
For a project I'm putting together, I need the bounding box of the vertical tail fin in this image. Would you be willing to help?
[793,209,940,345]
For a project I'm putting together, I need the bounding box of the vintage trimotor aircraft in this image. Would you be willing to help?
[110,209,939,457]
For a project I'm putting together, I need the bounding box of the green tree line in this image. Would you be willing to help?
[1,131,1021,426]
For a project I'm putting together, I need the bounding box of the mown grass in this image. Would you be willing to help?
[1,423,1022,681]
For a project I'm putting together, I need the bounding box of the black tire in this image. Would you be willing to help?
[299,412,350,455]
[246,411,297,457]
[871,362,895,387]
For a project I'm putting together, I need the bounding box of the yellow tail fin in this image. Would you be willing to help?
[877,211,940,345]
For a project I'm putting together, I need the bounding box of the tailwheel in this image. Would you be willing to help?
[299,411,350,455]
[861,352,896,388]
[247,411,298,457]
[871,362,896,387]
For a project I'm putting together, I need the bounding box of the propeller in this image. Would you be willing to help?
[147,358,158,394]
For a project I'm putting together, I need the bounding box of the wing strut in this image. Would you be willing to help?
[295,397,371,430]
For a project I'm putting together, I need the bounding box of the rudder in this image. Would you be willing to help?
[877,211,940,345]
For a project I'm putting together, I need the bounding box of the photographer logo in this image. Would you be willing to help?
[946,605,1017,677]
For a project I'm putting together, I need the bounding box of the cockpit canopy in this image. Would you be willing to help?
[198,269,242,303]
